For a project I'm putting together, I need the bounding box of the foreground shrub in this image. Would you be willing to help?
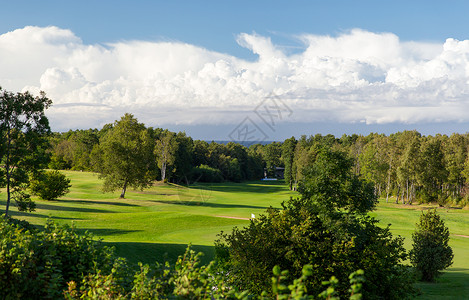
[0,216,115,299]
[29,170,72,200]
[2,216,367,299]
[409,209,453,282]
[65,248,365,299]
[216,148,416,299]
[216,200,414,299]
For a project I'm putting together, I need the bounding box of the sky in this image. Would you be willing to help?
[2,1,469,141]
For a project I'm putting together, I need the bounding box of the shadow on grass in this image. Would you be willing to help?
[107,241,215,266]
[415,268,469,299]
[65,199,140,207]
[151,199,270,210]
[74,228,142,237]
[172,180,289,194]
[0,197,114,214]
[35,202,113,213]
[1,209,81,220]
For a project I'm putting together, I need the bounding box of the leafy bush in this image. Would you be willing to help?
[29,170,71,200]
[191,164,224,183]
[409,209,453,282]
[216,199,413,299]
[65,247,366,299]
[215,148,415,299]
[0,217,115,299]
[2,216,367,299]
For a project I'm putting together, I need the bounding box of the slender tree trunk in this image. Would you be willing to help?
[386,177,390,203]
[386,159,392,203]
[120,180,127,198]
[405,179,409,204]
[410,182,414,205]
[161,161,167,181]
[396,186,400,204]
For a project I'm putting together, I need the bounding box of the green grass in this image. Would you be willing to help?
[0,171,294,265]
[1,170,469,298]
[370,199,469,299]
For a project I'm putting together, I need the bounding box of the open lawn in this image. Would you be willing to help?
[0,171,294,265]
[1,170,469,299]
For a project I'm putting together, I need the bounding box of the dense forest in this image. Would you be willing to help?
[48,114,469,207]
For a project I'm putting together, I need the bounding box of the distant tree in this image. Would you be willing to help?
[298,148,377,214]
[358,136,388,197]
[282,137,297,190]
[226,142,249,180]
[93,114,153,198]
[171,132,194,183]
[155,131,177,181]
[409,209,453,282]
[246,145,264,180]
[192,140,210,167]
[291,141,315,190]
[0,87,52,217]
[29,170,71,201]
[396,131,421,204]
[227,157,242,182]
[217,154,242,182]
[417,137,448,204]
[443,133,468,200]
[263,142,283,177]
[190,164,223,183]
[48,134,74,170]
[48,129,100,171]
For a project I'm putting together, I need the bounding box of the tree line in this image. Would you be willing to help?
[47,114,278,197]
[282,131,469,207]
[48,118,469,207]
[3,85,468,208]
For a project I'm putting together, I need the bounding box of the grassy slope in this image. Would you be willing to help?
[1,170,468,298]
[369,201,469,299]
[0,171,294,264]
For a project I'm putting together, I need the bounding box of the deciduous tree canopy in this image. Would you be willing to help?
[216,147,414,299]
[0,87,51,217]
[92,113,154,198]
[410,209,453,282]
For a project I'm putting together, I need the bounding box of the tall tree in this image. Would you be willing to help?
[263,142,283,177]
[298,147,377,214]
[443,133,467,199]
[171,132,194,183]
[417,137,448,204]
[358,135,389,197]
[395,131,421,204]
[281,137,297,190]
[0,87,52,217]
[94,114,153,198]
[291,138,317,190]
[226,142,249,180]
[155,131,177,181]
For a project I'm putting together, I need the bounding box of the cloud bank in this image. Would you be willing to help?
[1,26,469,131]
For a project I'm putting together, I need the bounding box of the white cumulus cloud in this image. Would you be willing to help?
[1,26,469,131]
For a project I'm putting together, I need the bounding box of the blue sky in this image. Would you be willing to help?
[2,1,469,140]
[3,1,468,56]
